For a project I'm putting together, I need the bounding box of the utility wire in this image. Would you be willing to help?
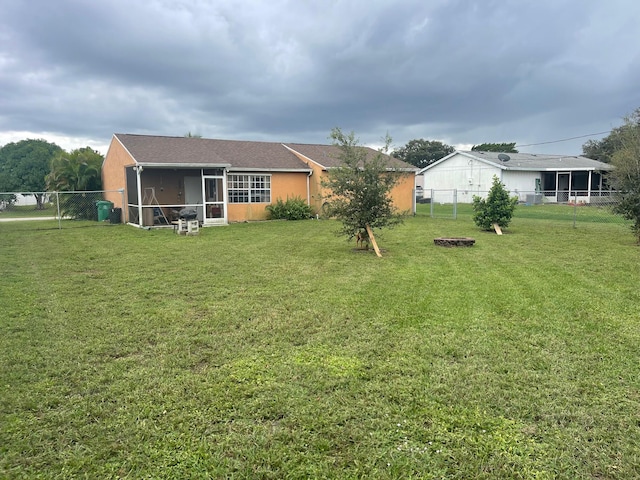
[516,131,611,148]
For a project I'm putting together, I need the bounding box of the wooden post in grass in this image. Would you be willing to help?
[492,223,503,235]
[365,224,382,257]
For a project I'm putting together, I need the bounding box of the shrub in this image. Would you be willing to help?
[266,197,313,220]
[472,176,518,230]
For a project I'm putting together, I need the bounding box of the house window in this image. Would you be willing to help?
[227,174,271,203]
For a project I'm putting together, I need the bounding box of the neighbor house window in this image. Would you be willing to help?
[227,174,271,203]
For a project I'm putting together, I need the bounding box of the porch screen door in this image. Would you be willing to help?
[557,173,570,203]
[204,174,226,224]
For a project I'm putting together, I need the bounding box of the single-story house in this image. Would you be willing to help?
[101,134,417,226]
[416,150,613,204]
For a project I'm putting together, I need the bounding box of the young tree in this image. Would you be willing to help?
[392,139,454,169]
[472,175,518,231]
[608,111,640,242]
[471,142,518,153]
[0,139,63,209]
[322,128,404,249]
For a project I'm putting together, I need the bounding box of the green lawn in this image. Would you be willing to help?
[1,215,639,479]
[0,203,57,218]
[419,202,628,225]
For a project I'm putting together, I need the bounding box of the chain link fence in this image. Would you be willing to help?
[415,189,629,228]
[0,190,125,229]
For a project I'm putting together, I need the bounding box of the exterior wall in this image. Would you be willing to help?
[269,171,309,204]
[311,170,415,214]
[391,173,417,213]
[287,150,326,213]
[228,171,309,222]
[423,153,502,203]
[101,137,134,219]
[308,164,327,213]
[288,149,416,214]
[502,171,541,201]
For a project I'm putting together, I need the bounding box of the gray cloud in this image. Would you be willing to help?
[1,0,639,154]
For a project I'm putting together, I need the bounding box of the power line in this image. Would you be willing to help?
[516,131,611,148]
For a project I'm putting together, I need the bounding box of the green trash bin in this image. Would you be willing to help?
[96,200,114,221]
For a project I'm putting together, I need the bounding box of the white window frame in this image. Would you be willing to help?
[228,174,271,204]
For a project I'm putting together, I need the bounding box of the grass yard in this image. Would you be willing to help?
[0,204,57,218]
[423,201,628,226]
[1,214,639,479]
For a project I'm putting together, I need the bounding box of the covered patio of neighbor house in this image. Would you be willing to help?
[539,170,611,204]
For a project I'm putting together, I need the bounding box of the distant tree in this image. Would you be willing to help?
[46,147,103,191]
[608,110,640,242]
[582,109,640,163]
[0,139,63,209]
[322,128,404,250]
[184,132,202,138]
[471,142,518,153]
[472,175,518,231]
[392,139,454,169]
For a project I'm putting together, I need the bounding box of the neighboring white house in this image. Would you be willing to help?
[417,150,613,204]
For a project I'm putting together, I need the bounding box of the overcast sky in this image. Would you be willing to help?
[1,0,639,156]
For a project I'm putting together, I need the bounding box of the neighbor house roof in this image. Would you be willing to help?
[114,134,312,172]
[419,150,613,174]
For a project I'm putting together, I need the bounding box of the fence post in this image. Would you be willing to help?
[56,192,62,230]
[430,189,434,218]
[120,188,125,223]
[412,189,416,216]
[453,189,457,219]
[573,194,577,228]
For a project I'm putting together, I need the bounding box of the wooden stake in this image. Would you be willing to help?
[492,223,503,235]
[365,224,382,257]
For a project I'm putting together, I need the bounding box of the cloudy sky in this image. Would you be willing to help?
[1,0,639,155]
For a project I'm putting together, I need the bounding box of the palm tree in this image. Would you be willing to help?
[46,147,104,219]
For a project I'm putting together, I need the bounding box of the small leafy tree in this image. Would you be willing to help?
[322,128,404,247]
[472,176,518,231]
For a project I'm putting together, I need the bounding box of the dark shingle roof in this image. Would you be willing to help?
[114,134,416,171]
[285,143,415,170]
[115,134,311,171]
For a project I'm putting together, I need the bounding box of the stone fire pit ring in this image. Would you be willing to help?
[434,237,475,247]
